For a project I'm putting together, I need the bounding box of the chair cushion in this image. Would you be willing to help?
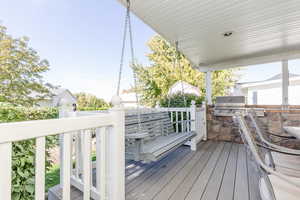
[259,175,300,200]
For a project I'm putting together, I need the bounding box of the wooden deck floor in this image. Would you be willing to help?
[49,141,262,200]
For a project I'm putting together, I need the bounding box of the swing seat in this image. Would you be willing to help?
[125,111,196,162]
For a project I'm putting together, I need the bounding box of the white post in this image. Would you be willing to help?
[58,97,75,192]
[282,60,289,106]
[190,100,197,151]
[107,96,125,200]
[205,71,212,105]
[155,101,160,109]
[35,137,46,200]
[201,102,207,141]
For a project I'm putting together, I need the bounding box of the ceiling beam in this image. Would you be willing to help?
[194,49,300,72]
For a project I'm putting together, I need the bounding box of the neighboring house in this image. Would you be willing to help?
[233,73,300,105]
[168,81,200,96]
[120,91,146,108]
[37,88,77,107]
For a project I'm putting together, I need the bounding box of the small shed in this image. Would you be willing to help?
[37,88,77,108]
[168,81,200,97]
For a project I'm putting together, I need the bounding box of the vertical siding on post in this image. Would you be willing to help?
[96,127,107,200]
[82,130,92,200]
[62,133,71,200]
[35,137,45,200]
[0,142,12,200]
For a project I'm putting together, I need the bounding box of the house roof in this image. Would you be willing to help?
[237,73,300,87]
[265,73,300,81]
[118,0,300,71]
[239,73,300,84]
[168,81,200,96]
[30,87,75,98]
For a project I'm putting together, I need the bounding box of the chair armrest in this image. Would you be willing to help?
[267,131,297,139]
[257,142,300,156]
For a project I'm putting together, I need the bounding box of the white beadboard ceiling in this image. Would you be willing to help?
[118,0,300,71]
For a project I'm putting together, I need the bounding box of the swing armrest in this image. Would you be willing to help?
[126,132,150,139]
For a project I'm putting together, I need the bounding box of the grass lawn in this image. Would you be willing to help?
[45,165,60,192]
[45,154,96,192]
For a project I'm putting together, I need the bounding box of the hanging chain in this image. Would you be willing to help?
[175,41,187,108]
[116,1,129,96]
[127,0,142,131]
[116,0,142,132]
[176,41,189,132]
[167,41,178,108]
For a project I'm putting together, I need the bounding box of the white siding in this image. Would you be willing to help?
[290,85,300,105]
[247,85,300,105]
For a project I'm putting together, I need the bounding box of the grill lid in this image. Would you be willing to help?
[215,96,245,107]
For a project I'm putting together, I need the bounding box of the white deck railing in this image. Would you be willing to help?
[0,103,125,200]
[0,98,207,200]
[155,102,207,149]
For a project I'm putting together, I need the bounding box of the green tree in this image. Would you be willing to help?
[0,25,52,106]
[75,92,109,110]
[159,93,204,108]
[133,35,237,106]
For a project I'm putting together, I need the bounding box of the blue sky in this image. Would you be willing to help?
[1,0,300,101]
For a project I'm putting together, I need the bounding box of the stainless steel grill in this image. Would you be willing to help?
[214,96,265,116]
[214,96,246,116]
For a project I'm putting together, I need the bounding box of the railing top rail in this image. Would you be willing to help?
[0,113,114,144]
[76,110,109,117]
[156,107,192,112]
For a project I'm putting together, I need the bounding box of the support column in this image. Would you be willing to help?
[282,60,289,106]
[205,71,212,105]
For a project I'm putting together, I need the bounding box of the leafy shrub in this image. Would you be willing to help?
[159,93,204,107]
[0,104,58,200]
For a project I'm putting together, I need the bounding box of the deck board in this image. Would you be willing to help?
[184,142,225,200]
[234,145,250,200]
[200,142,232,200]
[126,147,191,199]
[153,141,212,200]
[248,155,262,200]
[48,141,262,200]
[126,147,188,193]
[217,143,239,200]
[168,141,216,200]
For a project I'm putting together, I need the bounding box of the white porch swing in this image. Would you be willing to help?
[117,0,197,162]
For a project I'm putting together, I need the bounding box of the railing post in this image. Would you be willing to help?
[190,100,197,151]
[107,95,125,200]
[155,102,160,109]
[58,97,75,198]
[201,102,207,141]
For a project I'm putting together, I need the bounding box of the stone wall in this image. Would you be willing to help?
[207,105,300,149]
